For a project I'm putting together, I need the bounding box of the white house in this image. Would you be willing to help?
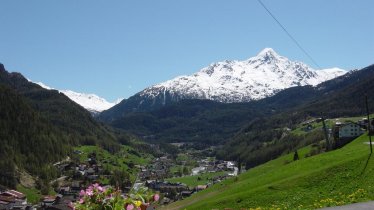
[338,123,365,138]
[191,166,206,176]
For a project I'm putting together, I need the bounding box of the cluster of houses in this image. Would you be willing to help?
[41,151,110,209]
[40,194,74,210]
[138,156,173,181]
[301,117,373,143]
[134,154,239,204]
[54,152,103,183]
[30,151,106,210]
[0,151,105,210]
[136,156,186,203]
[330,118,373,148]
[0,190,31,210]
[333,121,365,140]
[192,159,238,177]
[0,190,72,210]
[138,180,211,204]
[1,146,241,209]
[145,180,189,204]
[333,118,373,140]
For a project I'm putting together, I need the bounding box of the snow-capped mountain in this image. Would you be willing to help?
[99,48,346,121]
[139,48,346,103]
[33,82,122,113]
[60,90,123,113]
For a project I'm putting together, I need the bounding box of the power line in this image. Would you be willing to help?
[257,0,322,69]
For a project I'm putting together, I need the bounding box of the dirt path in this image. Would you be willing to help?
[320,201,374,210]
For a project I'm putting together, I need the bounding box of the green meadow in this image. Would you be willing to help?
[164,134,374,210]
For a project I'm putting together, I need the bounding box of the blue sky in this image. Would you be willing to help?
[1,0,373,101]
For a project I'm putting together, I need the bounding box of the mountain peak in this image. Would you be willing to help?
[251,48,283,64]
[257,48,279,58]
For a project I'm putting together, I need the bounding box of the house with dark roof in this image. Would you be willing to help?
[0,190,29,210]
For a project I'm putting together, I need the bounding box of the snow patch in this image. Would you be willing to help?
[31,81,121,112]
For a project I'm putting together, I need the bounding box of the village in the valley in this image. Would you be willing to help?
[0,140,239,210]
[1,117,372,210]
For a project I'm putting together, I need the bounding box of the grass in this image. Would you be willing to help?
[163,134,374,210]
[17,185,42,204]
[166,171,227,188]
[169,165,182,174]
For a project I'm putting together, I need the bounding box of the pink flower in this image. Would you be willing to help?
[86,189,93,196]
[93,183,99,189]
[79,190,86,197]
[126,204,134,210]
[153,194,160,202]
[79,198,84,204]
[97,186,104,192]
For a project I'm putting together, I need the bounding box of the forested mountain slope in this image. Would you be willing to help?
[0,64,119,150]
[0,85,70,188]
[0,64,134,188]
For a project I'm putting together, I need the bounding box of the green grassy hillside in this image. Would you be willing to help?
[164,134,374,210]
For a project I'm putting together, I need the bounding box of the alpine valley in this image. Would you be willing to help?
[2,1,373,209]
[1,50,374,210]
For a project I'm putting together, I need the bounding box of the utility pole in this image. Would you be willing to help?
[321,114,330,151]
[366,95,372,153]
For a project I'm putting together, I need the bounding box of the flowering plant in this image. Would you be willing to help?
[74,183,159,210]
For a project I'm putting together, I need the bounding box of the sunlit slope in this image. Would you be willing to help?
[165,134,374,210]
